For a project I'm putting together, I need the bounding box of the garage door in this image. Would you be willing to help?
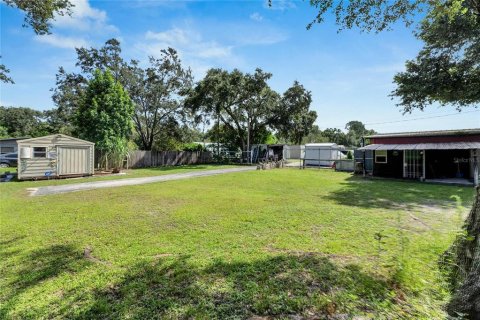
[58,147,89,175]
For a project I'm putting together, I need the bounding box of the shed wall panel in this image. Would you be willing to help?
[18,158,57,179]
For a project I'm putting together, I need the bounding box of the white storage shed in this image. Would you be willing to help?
[283,145,305,160]
[304,143,345,167]
[17,134,94,180]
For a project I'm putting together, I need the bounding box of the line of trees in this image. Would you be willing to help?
[2,39,341,152]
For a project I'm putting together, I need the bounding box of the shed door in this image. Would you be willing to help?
[403,150,424,179]
[58,147,89,175]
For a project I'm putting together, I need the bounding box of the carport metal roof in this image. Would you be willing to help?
[358,142,480,151]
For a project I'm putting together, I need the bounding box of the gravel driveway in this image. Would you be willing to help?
[28,166,256,196]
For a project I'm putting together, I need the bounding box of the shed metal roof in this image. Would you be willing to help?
[305,143,338,147]
[365,128,480,139]
[17,134,95,145]
[359,142,480,151]
[0,137,28,142]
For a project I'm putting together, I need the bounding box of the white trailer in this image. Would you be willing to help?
[304,143,345,167]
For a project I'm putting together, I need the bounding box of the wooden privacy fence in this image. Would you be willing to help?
[128,150,212,168]
[95,150,213,169]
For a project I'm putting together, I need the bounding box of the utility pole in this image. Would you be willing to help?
[247,113,250,164]
[216,108,220,159]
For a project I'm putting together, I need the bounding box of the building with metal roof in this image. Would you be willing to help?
[0,137,28,154]
[17,134,94,180]
[355,128,480,186]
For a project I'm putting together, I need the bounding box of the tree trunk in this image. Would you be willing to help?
[446,187,480,319]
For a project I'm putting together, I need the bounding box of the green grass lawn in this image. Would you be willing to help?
[0,166,16,175]
[0,168,475,319]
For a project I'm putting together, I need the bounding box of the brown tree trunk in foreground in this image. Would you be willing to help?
[447,187,480,319]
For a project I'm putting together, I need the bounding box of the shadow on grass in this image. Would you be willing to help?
[71,254,395,319]
[0,235,25,247]
[0,243,90,318]
[325,175,469,210]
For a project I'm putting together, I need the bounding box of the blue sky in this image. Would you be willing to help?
[1,0,478,133]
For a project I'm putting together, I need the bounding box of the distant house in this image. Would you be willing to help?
[17,134,95,180]
[355,129,480,186]
[0,137,27,154]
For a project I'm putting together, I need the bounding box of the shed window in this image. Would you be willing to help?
[375,150,388,163]
[33,147,47,158]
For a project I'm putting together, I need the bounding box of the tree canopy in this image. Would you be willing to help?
[75,69,134,156]
[392,1,480,111]
[185,68,281,151]
[301,121,376,147]
[52,39,193,150]
[3,0,73,35]
[0,106,49,137]
[0,57,14,84]
[345,120,376,146]
[307,0,426,32]
[185,68,317,151]
[275,81,317,145]
[1,0,74,84]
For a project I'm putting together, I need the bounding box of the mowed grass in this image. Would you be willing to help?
[0,168,475,319]
[0,167,16,175]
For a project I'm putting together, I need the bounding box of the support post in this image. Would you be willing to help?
[422,149,426,181]
[474,149,479,187]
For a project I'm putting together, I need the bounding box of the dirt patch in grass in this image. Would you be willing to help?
[83,246,111,266]
[263,246,362,266]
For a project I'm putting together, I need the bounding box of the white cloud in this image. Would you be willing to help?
[144,28,234,59]
[139,27,240,78]
[137,22,288,78]
[145,29,233,59]
[53,0,117,33]
[35,34,89,49]
[250,12,264,22]
[34,0,117,50]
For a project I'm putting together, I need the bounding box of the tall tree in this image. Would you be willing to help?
[321,128,349,146]
[0,106,45,137]
[275,81,317,145]
[52,39,192,150]
[185,68,280,152]
[75,69,134,167]
[306,0,426,32]
[123,50,193,150]
[345,120,376,147]
[3,0,73,35]
[50,67,87,134]
[0,56,14,84]
[75,39,126,81]
[0,125,8,138]
[392,1,480,111]
[302,125,328,144]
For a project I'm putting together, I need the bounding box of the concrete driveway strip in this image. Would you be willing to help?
[28,166,256,196]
